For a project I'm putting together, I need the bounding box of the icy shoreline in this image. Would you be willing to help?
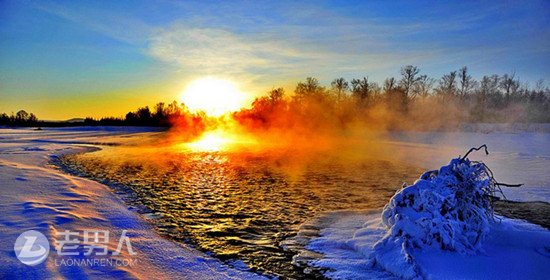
[2,126,549,279]
[0,128,264,279]
[301,152,550,280]
[299,209,550,280]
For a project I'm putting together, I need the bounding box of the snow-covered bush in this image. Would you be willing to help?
[372,154,497,278]
[379,157,494,253]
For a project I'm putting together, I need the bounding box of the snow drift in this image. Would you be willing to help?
[381,157,494,252]
[302,145,550,280]
[374,154,498,278]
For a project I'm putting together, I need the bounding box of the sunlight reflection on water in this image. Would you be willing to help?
[181,129,259,152]
[60,140,422,278]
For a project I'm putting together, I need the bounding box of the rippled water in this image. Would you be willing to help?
[59,144,421,278]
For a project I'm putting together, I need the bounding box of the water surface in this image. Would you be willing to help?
[60,140,421,278]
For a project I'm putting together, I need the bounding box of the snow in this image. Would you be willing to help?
[306,211,550,280]
[305,135,550,280]
[0,127,264,279]
[2,126,549,279]
[380,158,493,255]
[370,156,503,279]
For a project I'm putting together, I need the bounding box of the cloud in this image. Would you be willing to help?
[147,25,301,76]
[31,0,486,84]
[146,20,441,88]
[32,0,547,87]
[31,1,153,45]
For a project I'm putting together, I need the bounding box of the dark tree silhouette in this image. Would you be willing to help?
[331,78,349,101]
[3,66,550,129]
[294,77,326,101]
[399,65,422,99]
[383,77,396,91]
[436,71,458,99]
[413,75,435,98]
[458,66,476,99]
[351,77,376,106]
[269,88,285,103]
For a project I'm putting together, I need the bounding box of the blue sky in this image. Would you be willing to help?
[1,0,549,119]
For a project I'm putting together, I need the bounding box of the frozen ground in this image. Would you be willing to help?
[0,127,264,279]
[304,210,550,280]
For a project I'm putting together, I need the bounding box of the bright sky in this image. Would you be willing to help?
[1,0,549,120]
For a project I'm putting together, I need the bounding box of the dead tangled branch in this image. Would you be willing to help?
[460,144,489,161]
[460,144,523,201]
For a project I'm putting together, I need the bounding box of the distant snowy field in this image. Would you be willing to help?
[0,127,264,280]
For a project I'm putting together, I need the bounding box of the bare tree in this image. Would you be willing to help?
[268,87,285,103]
[295,77,325,99]
[15,110,29,122]
[474,75,501,113]
[351,77,374,102]
[331,78,349,101]
[437,71,458,97]
[413,75,435,98]
[384,77,397,92]
[399,65,422,99]
[534,79,546,93]
[458,66,477,99]
[479,75,500,95]
[500,72,520,98]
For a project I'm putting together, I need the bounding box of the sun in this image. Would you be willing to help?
[180,77,250,116]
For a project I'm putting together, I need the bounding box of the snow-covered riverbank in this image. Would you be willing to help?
[304,128,550,279]
[301,210,550,280]
[2,126,549,279]
[0,127,264,279]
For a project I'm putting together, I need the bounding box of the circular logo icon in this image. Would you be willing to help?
[14,230,50,266]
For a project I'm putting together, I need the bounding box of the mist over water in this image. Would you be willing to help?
[59,131,422,278]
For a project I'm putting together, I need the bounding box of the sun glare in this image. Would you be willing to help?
[186,130,232,152]
[180,77,250,116]
[184,129,258,152]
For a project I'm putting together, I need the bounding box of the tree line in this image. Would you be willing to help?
[235,65,550,131]
[0,111,38,126]
[0,101,204,130]
[2,65,549,130]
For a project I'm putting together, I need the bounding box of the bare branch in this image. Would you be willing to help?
[461,144,489,161]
